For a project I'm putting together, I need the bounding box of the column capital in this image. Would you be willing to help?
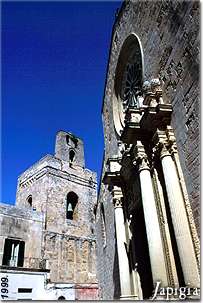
[166,126,178,155]
[152,130,171,159]
[153,128,178,158]
[169,141,178,156]
[133,141,150,171]
[113,198,123,208]
[154,141,171,159]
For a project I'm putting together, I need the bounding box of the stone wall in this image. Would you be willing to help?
[96,0,200,299]
[44,232,96,283]
[0,203,44,268]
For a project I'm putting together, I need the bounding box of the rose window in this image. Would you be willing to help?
[122,61,142,109]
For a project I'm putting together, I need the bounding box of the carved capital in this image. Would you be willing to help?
[154,141,171,159]
[133,141,150,171]
[113,198,123,208]
[169,141,178,156]
[153,130,171,159]
[166,126,176,143]
[166,126,178,155]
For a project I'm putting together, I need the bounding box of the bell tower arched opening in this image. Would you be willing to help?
[66,191,78,220]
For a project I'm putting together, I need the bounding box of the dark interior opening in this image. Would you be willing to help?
[69,150,75,167]
[130,206,153,299]
[66,192,78,220]
[58,296,65,300]
[100,203,106,246]
[18,288,32,293]
[27,196,32,207]
[66,135,69,144]
[2,239,25,267]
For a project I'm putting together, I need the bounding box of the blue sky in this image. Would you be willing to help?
[1,1,121,204]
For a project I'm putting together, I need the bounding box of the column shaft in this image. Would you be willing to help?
[139,168,168,287]
[114,202,132,298]
[161,154,200,287]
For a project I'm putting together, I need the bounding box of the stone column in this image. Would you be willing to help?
[112,187,136,300]
[156,139,200,288]
[134,141,168,287]
[166,126,200,269]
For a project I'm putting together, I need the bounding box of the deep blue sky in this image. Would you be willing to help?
[1,1,121,204]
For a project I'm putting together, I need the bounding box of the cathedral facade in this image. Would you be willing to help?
[95,0,200,300]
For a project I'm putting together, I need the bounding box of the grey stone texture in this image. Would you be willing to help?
[96,0,200,299]
[0,203,44,268]
[1,131,98,285]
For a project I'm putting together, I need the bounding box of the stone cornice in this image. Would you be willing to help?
[102,157,122,186]
[19,166,96,189]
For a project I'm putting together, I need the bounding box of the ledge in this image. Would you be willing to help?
[0,265,50,273]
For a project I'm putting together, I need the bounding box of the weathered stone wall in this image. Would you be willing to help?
[96,0,200,299]
[0,203,44,268]
[16,155,55,212]
[44,232,96,283]
[95,188,120,299]
[45,167,96,236]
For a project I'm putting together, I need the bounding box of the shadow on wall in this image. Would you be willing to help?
[131,207,153,299]
[113,238,121,299]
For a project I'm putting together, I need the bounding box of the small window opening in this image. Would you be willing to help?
[2,239,25,267]
[66,135,69,145]
[18,288,32,293]
[27,195,32,207]
[74,140,78,148]
[89,177,93,185]
[66,192,78,220]
[69,150,75,167]
[101,204,107,247]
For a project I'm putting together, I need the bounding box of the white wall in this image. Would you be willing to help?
[0,270,48,300]
[0,270,76,300]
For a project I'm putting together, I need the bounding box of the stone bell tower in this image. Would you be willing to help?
[55,131,85,168]
[16,130,97,285]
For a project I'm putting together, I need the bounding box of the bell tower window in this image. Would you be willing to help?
[27,195,32,207]
[66,192,78,220]
[69,150,75,167]
[66,135,70,144]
